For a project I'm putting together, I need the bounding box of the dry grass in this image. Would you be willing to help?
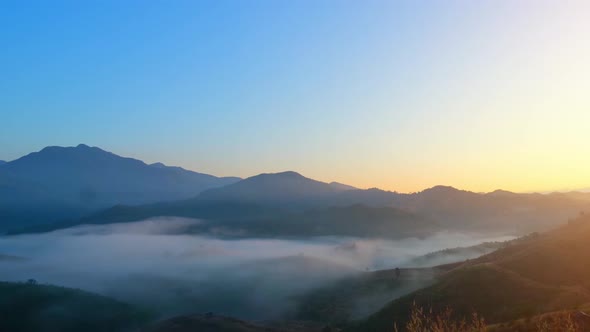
[535,312,580,332]
[395,303,485,332]
[396,305,588,332]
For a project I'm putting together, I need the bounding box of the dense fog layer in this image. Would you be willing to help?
[0,218,513,320]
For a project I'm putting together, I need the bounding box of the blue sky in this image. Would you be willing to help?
[2,1,590,192]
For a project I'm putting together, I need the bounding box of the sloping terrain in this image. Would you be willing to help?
[0,281,152,332]
[15,202,438,239]
[294,267,443,326]
[352,215,590,331]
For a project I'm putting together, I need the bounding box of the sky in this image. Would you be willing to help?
[2,0,590,193]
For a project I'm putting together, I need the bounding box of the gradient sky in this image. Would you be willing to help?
[2,1,590,193]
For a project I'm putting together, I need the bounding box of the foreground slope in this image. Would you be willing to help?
[142,313,325,332]
[353,215,590,331]
[0,281,152,332]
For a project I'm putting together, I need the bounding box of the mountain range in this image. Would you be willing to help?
[0,144,240,229]
[2,145,590,237]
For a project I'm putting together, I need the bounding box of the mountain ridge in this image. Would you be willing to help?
[0,144,241,230]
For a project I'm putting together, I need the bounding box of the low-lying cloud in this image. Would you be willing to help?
[0,218,513,320]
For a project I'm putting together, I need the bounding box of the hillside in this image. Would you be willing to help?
[351,215,590,331]
[15,203,439,239]
[401,241,507,268]
[294,267,443,326]
[0,281,152,332]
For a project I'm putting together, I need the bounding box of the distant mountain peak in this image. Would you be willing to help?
[150,162,167,168]
[38,144,106,154]
[240,171,311,183]
[488,189,516,196]
[0,145,242,221]
[199,170,340,204]
[422,185,460,193]
[265,170,303,178]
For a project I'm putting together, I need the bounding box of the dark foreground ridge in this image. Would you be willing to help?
[0,281,152,332]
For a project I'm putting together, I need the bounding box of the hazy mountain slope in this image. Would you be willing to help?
[294,267,442,326]
[198,171,343,208]
[0,160,6,165]
[7,152,590,236]
[199,173,396,209]
[392,186,590,233]
[0,145,240,230]
[14,202,438,239]
[0,281,152,332]
[324,188,402,208]
[352,215,590,331]
[2,144,240,204]
[329,182,358,191]
[16,171,590,236]
[401,241,507,268]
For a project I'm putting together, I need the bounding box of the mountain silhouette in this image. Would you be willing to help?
[4,146,590,237]
[198,171,348,207]
[0,144,240,229]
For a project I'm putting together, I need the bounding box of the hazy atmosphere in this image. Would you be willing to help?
[0,218,512,319]
[3,1,590,332]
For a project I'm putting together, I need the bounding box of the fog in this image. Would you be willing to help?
[0,218,513,320]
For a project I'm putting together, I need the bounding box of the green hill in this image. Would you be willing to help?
[0,281,153,332]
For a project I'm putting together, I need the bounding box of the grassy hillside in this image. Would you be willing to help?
[0,281,153,332]
[351,215,590,331]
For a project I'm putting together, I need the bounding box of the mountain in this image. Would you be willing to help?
[15,169,590,237]
[7,151,590,237]
[0,160,6,165]
[352,214,590,331]
[198,171,347,208]
[0,144,240,230]
[391,185,590,233]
